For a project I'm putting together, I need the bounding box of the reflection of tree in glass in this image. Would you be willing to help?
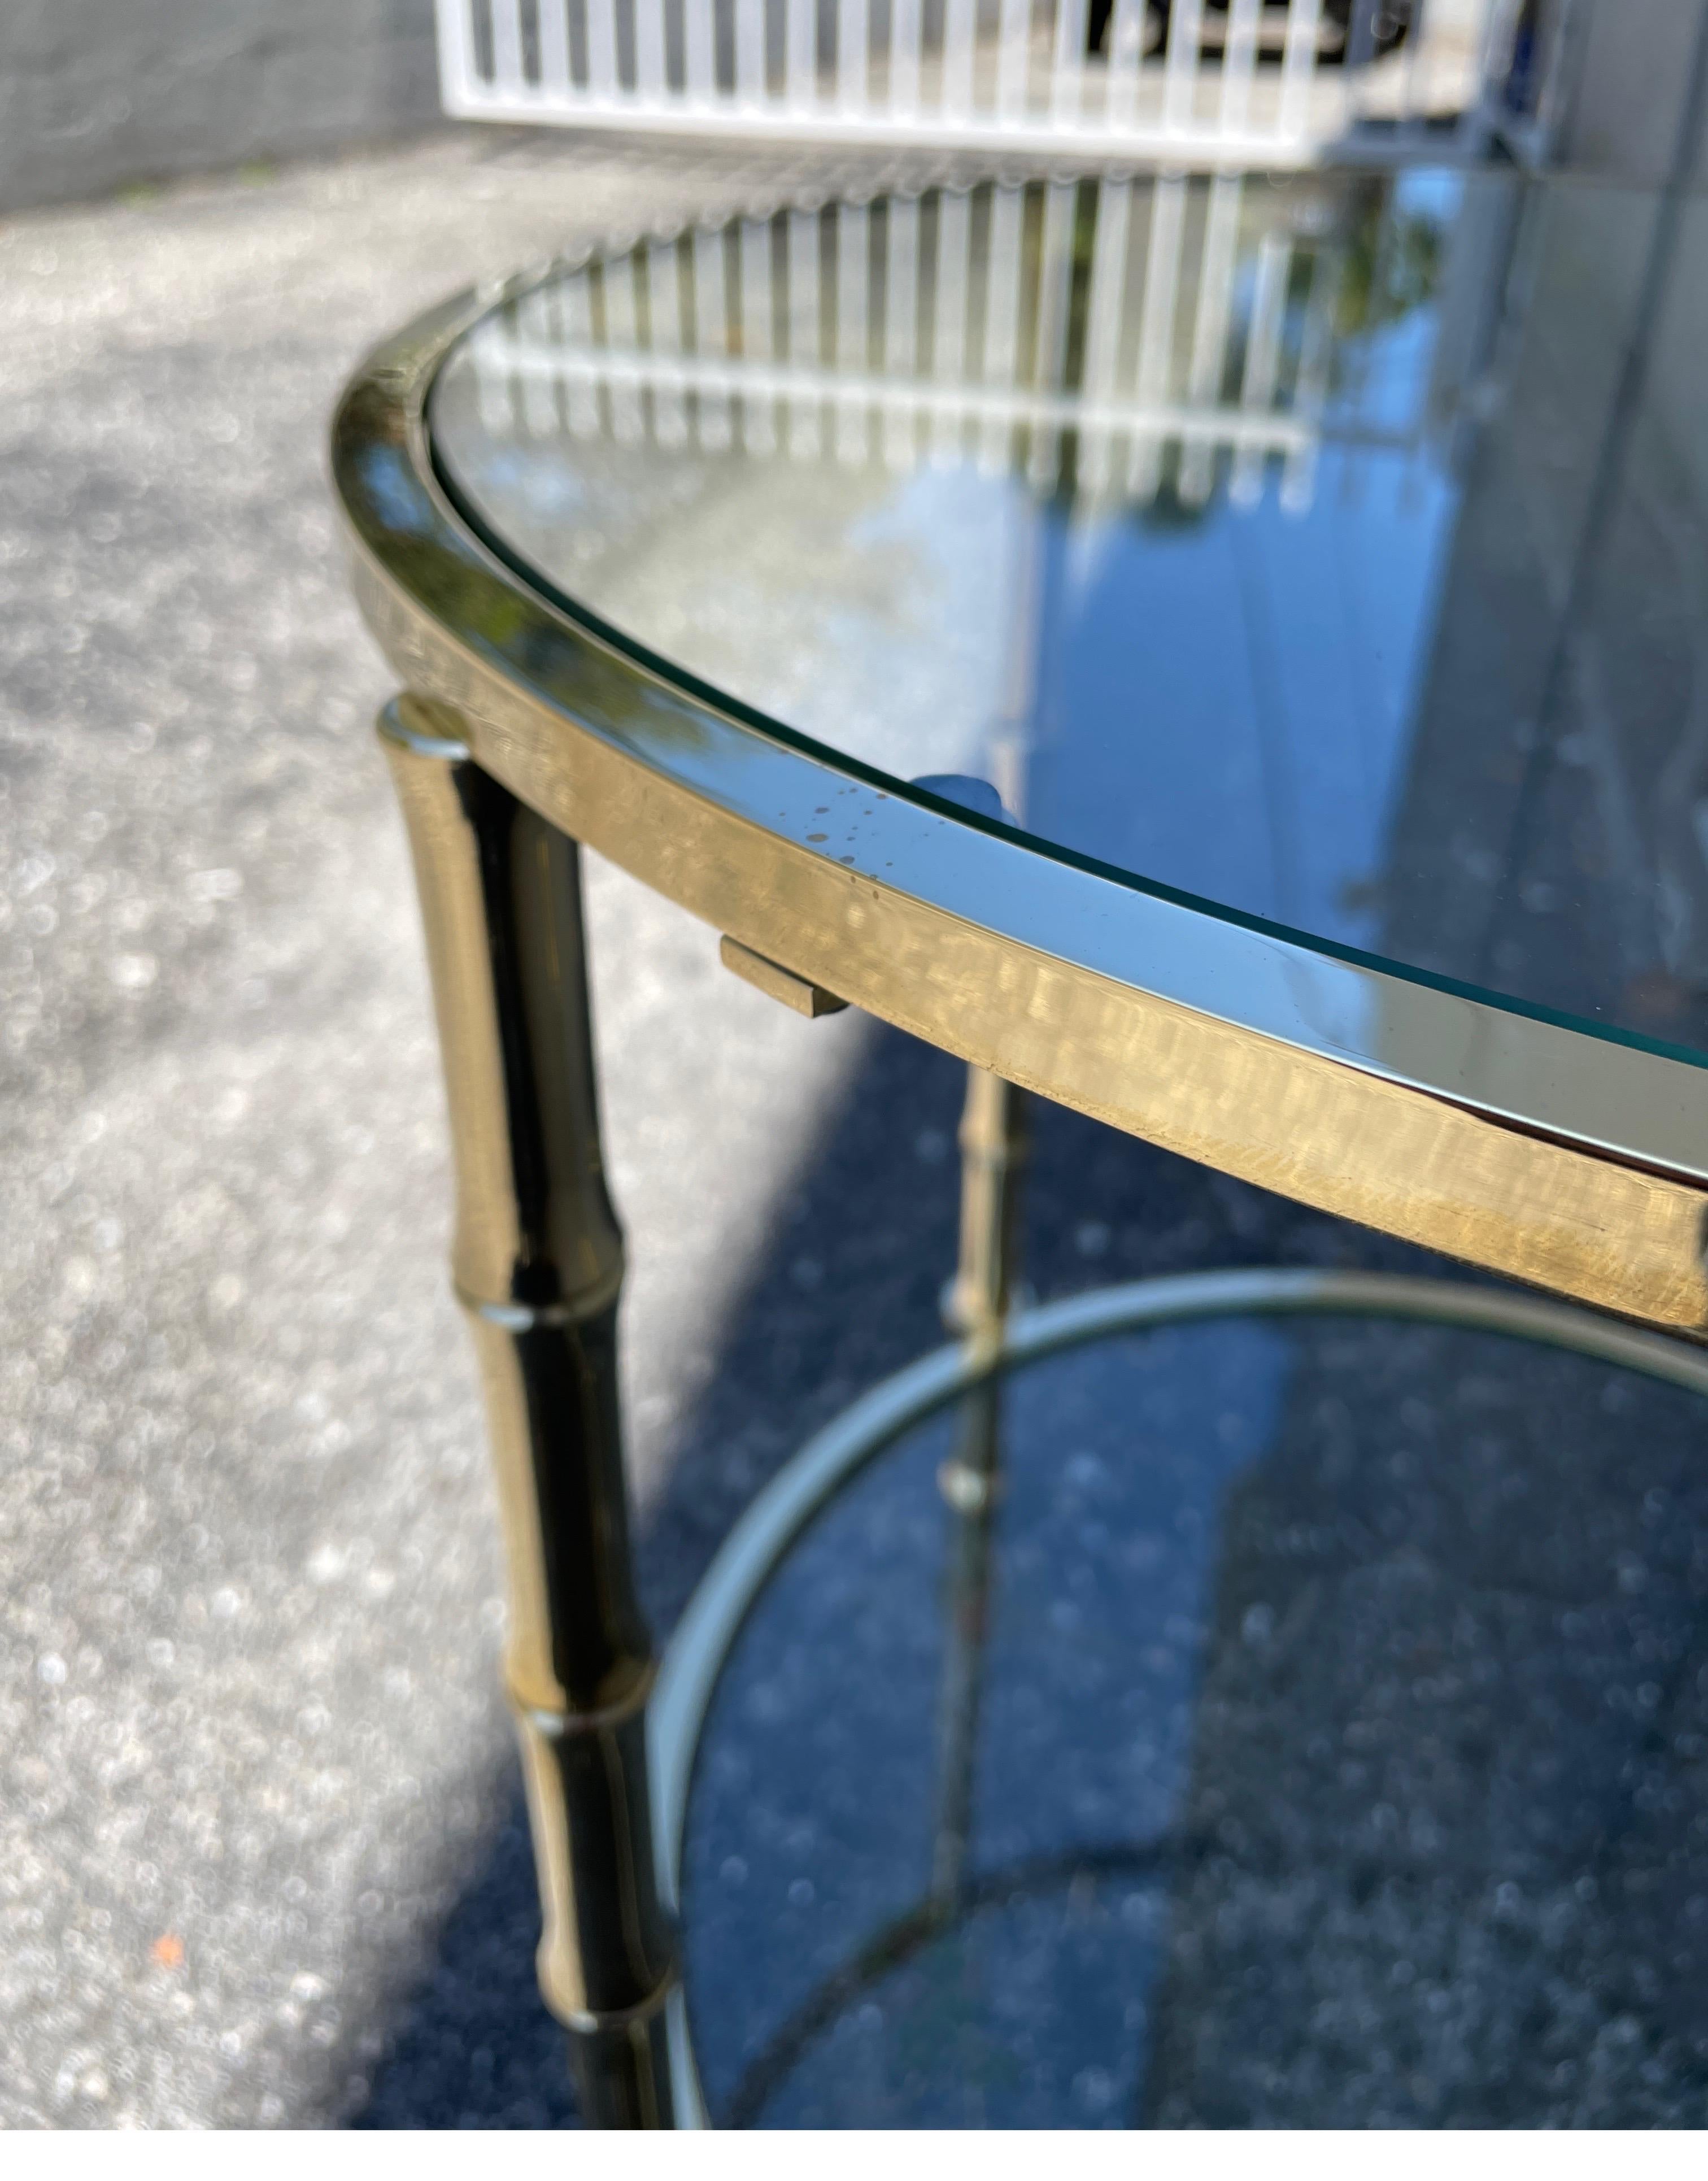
[1333,181,1443,342]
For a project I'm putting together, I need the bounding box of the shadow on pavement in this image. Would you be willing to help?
[348,1018,1465,2128]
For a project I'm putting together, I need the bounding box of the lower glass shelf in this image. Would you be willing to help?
[652,1271,1708,2128]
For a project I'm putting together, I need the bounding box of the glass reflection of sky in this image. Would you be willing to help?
[1025,435,1457,953]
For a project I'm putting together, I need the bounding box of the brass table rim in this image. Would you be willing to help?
[647,1264,1708,2127]
[333,225,1708,1330]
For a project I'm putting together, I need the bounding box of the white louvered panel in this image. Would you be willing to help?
[434,3,1523,183]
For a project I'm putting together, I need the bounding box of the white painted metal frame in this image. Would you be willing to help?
[435,0,1536,168]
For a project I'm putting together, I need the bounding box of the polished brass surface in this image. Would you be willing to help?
[717,934,848,1018]
[931,1068,1029,1910]
[380,698,677,2127]
[334,275,1708,1335]
[943,1068,1029,1355]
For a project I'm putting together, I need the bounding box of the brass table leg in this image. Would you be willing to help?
[380,696,678,2127]
[931,1066,1028,1910]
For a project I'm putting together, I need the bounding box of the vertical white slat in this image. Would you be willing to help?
[476,315,515,432]
[1051,0,1090,132]
[520,284,559,434]
[1280,242,1341,514]
[980,182,1026,472]
[1277,0,1325,142]
[837,201,872,368]
[735,0,768,109]
[1395,0,1431,135]
[787,206,823,459]
[889,0,923,118]
[1179,172,1241,503]
[1217,0,1261,138]
[434,0,482,109]
[1105,0,1147,129]
[634,0,667,102]
[1129,173,1186,499]
[541,273,573,432]
[943,0,978,122]
[538,0,571,95]
[647,235,687,446]
[1162,0,1206,135]
[1078,175,1132,500]
[839,0,871,117]
[691,226,734,450]
[560,267,602,437]
[489,0,525,93]
[932,188,973,464]
[787,0,817,110]
[1230,232,1291,504]
[586,0,620,102]
[1027,177,1076,489]
[882,194,921,471]
[996,0,1034,123]
[740,216,777,454]
[835,201,872,464]
[605,249,644,442]
[685,0,717,103]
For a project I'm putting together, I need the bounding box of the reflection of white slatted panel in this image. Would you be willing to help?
[980,184,1026,474]
[692,229,733,451]
[1130,174,1187,499]
[787,208,823,460]
[836,203,872,465]
[933,190,974,468]
[1079,177,1134,497]
[1027,180,1078,490]
[1179,173,1244,503]
[882,196,922,472]
[739,217,777,456]
[604,250,644,444]
[560,269,600,438]
[482,181,1445,528]
[647,236,687,447]
[435,0,1533,168]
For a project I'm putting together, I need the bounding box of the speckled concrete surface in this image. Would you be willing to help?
[0,132,892,2128]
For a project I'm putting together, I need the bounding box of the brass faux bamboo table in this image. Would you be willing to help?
[335,159,1708,2124]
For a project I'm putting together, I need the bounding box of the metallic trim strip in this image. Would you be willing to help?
[647,1266,1708,2127]
[718,933,849,1017]
[333,266,1708,1331]
[376,692,470,764]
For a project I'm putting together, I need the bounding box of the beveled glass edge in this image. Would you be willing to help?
[331,265,1708,1331]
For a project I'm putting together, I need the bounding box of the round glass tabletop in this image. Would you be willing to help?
[429,163,1708,1070]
